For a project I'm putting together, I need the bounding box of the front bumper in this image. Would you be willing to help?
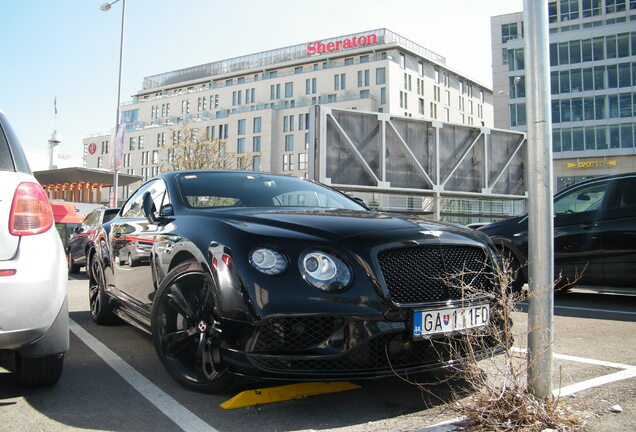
[219,309,503,381]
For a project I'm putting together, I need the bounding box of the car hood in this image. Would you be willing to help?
[199,208,489,245]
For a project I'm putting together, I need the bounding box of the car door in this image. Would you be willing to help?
[110,181,158,314]
[600,176,636,287]
[553,179,611,285]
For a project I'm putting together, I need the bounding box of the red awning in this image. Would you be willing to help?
[51,203,83,224]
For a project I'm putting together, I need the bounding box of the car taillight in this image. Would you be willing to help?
[9,182,54,236]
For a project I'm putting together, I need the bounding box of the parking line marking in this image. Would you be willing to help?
[553,305,636,316]
[511,347,634,370]
[554,368,636,397]
[69,319,218,432]
[518,302,636,316]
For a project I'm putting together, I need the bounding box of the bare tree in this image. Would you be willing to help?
[161,125,260,172]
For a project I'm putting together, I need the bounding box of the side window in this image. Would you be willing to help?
[147,180,168,215]
[609,177,636,211]
[82,211,98,228]
[121,182,155,219]
[554,181,609,215]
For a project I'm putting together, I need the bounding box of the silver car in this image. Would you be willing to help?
[0,110,68,386]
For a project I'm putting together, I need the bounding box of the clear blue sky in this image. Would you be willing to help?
[0,0,522,169]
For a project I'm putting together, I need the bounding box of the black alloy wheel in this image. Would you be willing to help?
[89,255,117,325]
[151,259,233,393]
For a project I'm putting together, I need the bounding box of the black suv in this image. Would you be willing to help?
[67,208,119,273]
[479,172,636,290]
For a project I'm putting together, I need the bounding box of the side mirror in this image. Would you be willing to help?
[159,204,174,217]
[352,197,369,210]
[142,192,157,224]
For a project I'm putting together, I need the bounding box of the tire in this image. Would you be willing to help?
[89,255,118,325]
[68,250,81,274]
[15,353,64,387]
[151,259,234,393]
[128,253,136,267]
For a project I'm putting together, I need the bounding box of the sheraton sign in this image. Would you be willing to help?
[307,34,378,56]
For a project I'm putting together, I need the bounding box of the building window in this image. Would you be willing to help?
[305,78,316,95]
[295,66,303,74]
[380,87,386,104]
[501,23,518,42]
[253,117,262,133]
[283,154,294,171]
[327,94,336,103]
[156,132,164,147]
[237,138,245,154]
[399,52,406,69]
[430,102,437,119]
[418,98,424,115]
[97,156,103,168]
[129,136,137,151]
[138,135,144,150]
[357,70,370,87]
[238,119,246,135]
[560,0,580,21]
[548,1,557,22]
[344,57,354,65]
[252,136,261,152]
[252,155,261,171]
[285,135,294,151]
[376,68,386,85]
[418,61,424,76]
[582,0,601,16]
[270,84,280,100]
[298,153,307,170]
[284,82,293,98]
[606,0,626,13]
[334,73,346,90]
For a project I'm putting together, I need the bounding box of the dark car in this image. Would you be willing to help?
[67,207,119,273]
[479,172,636,290]
[88,170,503,392]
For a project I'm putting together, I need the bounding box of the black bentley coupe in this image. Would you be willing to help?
[88,170,502,392]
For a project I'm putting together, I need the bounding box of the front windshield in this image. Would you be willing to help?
[176,172,366,211]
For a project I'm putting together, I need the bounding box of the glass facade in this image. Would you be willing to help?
[503,17,636,151]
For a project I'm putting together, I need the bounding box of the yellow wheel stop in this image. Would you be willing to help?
[220,381,361,409]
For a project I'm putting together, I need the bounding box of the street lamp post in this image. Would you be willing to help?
[101,0,126,207]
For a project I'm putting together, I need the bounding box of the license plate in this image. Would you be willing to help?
[413,304,490,338]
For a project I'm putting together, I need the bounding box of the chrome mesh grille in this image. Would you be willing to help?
[378,245,492,304]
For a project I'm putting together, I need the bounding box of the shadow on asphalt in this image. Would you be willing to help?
[0,310,477,432]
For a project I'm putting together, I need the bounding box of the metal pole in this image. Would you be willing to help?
[523,0,554,398]
[108,0,126,207]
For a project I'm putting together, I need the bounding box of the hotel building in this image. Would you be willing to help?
[84,28,494,204]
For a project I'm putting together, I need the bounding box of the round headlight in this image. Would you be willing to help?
[300,251,351,292]
[250,248,288,275]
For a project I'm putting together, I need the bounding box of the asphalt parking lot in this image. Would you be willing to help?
[1,273,635,432]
